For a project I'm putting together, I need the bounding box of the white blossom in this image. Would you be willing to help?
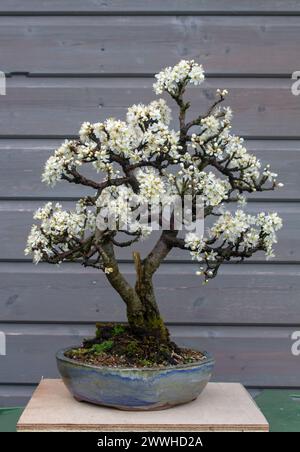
[153,60,205,95]
[205,251,218,262]
[25,202,96,261]
[209,210,282,259]
[127,99,171,128]
[79,122,94,142]
[210,210,255,243]
[104,267,114,274]
[184,232,206,261]
[201,115,220,135]
[136,168,166,201]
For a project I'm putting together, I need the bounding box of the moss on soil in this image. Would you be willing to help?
[65,323,204,368]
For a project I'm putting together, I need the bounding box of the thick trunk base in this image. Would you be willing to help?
[127,307,170,343]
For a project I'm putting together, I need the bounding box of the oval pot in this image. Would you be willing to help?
[56,347,215,411]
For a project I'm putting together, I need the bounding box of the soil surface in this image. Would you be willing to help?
[65,323,205,368]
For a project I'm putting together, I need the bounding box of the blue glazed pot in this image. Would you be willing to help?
[56,347,215,411]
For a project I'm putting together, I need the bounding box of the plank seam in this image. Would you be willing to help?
[0,258,299,265]
[0,320,299,327]
[1,135,299,141]
[0,380,300,390]
[0,383,36,387]
[1,137,299,142]
[6,72,295,79]
[0,12,300,17]
[0,197,296,203]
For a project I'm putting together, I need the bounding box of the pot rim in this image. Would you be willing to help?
[56,346,215,373]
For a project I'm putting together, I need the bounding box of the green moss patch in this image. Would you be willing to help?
[65,323,204,368]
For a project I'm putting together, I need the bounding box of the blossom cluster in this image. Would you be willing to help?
[231,210,282,258]
[167,151,231,207]
[127,98,171,128]
[25,202,96,264]
[184,209,283,267]
[42,99,179,186]
[153,60,205,95]
[95,185,152,238]
[184,232,206,261]
[190,108,282,192]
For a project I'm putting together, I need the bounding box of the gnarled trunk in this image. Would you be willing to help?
[126,297,170,343]
[100,232,176,344]
[131,251,170,342]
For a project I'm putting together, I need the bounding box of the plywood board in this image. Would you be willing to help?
[17,379,269,432]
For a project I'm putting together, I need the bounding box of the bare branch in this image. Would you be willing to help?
[143,230,178,278]
[63,168,133,193]
[185,93,226,132]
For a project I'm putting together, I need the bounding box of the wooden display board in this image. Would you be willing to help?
[17,379,269,432]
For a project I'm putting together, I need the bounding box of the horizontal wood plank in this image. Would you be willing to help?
[0,201,297,261]
[0,385,34,407]
[0,1,300,14]
[0,263,299,324]
[0,323,298,387]
[1,77,299,137]
[0,17,300,74]
[0,138,297,200]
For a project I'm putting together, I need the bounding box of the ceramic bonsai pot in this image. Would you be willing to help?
[56,347,215,411]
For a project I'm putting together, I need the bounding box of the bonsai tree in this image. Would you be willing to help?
[25,60,282,361]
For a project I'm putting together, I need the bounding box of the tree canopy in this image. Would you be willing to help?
[26,60,283,283]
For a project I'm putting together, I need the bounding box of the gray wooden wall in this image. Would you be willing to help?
[0,1,300,406]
